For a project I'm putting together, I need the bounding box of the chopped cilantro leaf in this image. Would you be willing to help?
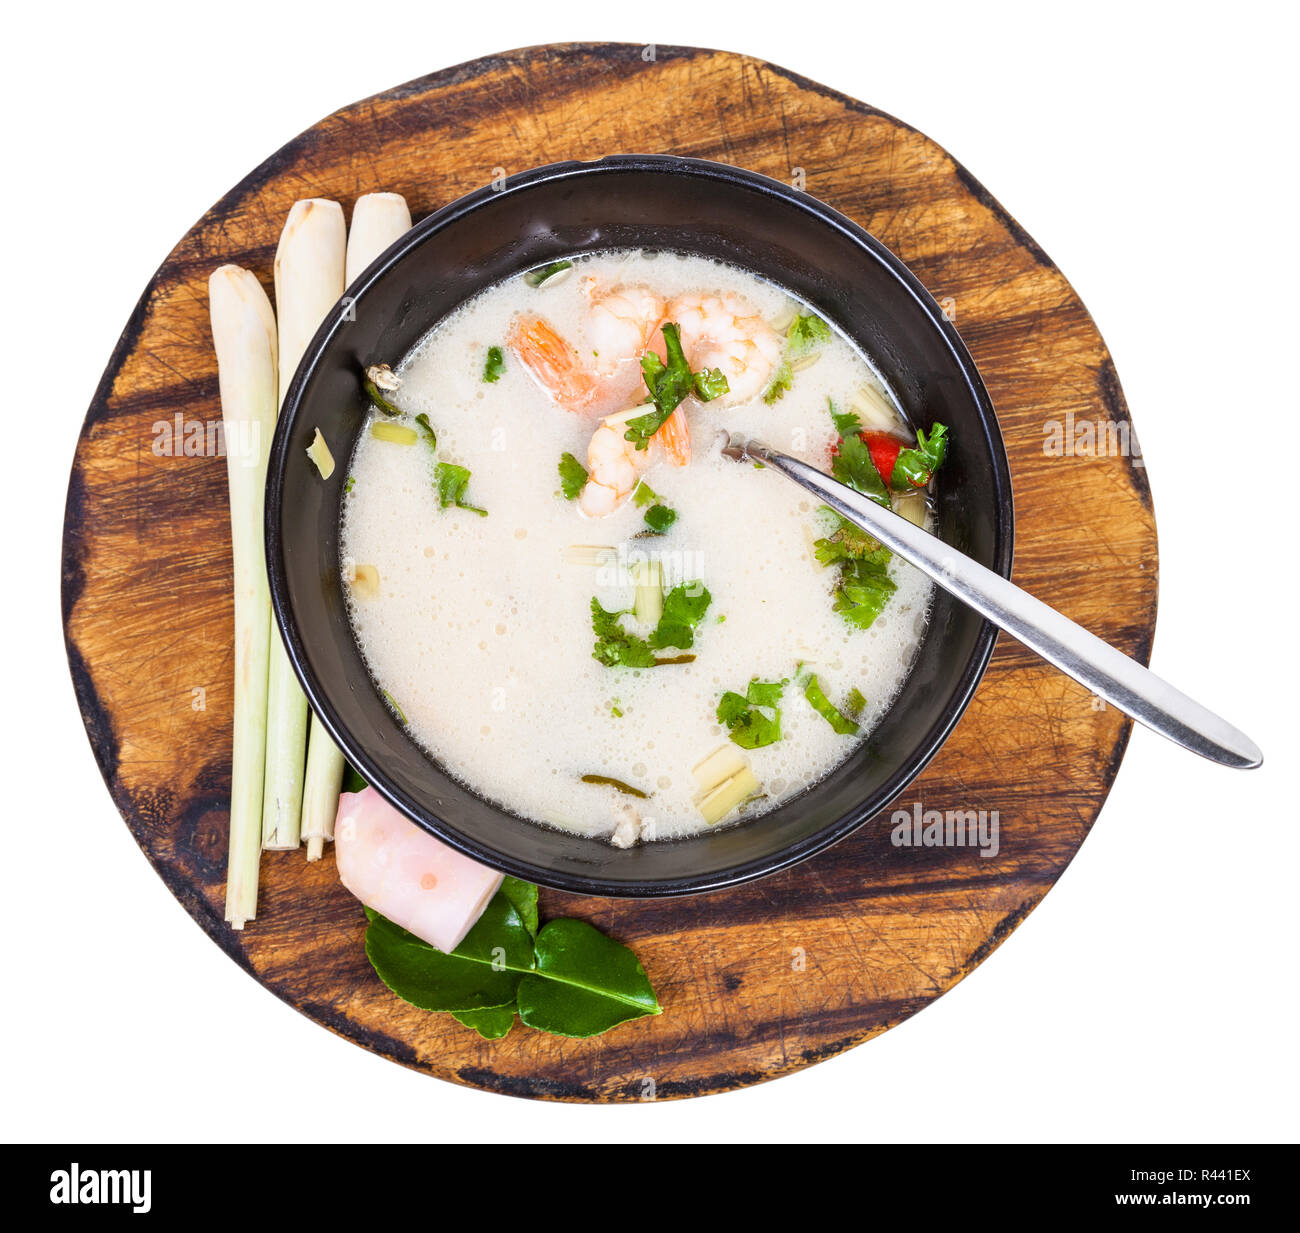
[482,346,505,383]
[763,314,831,404]
[624,323,696,449]
[693,367,729,401]
[844,687,867,719]
[831,433,892,509]
[434,462,487,516]
[833,556,897,629]
[717,677,786,749]
[890,423,950,488]
[785,313,832,359]
[803,674,860,736]
[558,451,587,500]
[643,504,677,534]
[829,398,862,437]
[762,360,793,405]
[648,582,712,650]
[592,583,711,665]
[814,508,890,567]
[591,600,658,668]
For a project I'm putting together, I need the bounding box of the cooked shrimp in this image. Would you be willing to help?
[580,423,647,517]
[508,314,601,413]
[669,291,781,404]
[583,280,665,372]
[509,283,665,417]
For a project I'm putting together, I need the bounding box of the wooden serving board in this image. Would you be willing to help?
[61,43,1157,1102]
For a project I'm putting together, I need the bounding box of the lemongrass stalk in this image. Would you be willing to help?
[345,193,412,284]
[263,199,346,850]
[301,194,412,860]
[209,265,278,927]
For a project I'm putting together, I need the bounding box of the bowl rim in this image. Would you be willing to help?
[266,153,1015,897]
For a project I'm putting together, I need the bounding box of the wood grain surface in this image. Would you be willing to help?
[61,43,1157,1102]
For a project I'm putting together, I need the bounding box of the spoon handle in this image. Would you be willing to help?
[738,439,1262,770]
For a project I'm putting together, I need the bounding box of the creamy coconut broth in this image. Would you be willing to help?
[340,250,940,844]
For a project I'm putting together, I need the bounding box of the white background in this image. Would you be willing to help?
[5,0,1296,1143]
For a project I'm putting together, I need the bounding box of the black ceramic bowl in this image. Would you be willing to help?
[266,155,1013,897]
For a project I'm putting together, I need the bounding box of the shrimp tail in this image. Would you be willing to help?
[654,406,691,466]
[508,313,600,413]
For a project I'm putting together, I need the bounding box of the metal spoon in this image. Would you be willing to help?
[720,434,1262,770]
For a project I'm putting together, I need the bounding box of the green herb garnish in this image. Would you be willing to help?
[434,462,487,516]
[717,678,786,749]
[829,397,862,437]
[414,412,437,451]
[591,599,658,668]
[831,432,892,509]
[344,475,355,495]
[762,361,793,406]
[624,324,729,450]
[802,674,860,736]
[845,687,866,719]
[524,259,574,287]
[891,423,949,488]
[648,582,712,650]
[632,480,659,507]
[482,345,505,383]
[624,323,695,448]
[786,313,832,358]
[364,884,660,1039]
[558,451,588,500]
[763,313,832,404]
[692,367,729,401]
[592,582,711,666]
[580,773,649,798]
[643,504,677,534]
[813,508,897,631]
[833,556,897,630]
[813,509,888,566]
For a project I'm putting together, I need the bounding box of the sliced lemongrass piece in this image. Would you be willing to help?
[633,559,663,626]
[788,350,823,374]
[562,544,616,567]
[308,198,411,862]
[350,563,380,599]
[301,726,344,861]
[691,743,747,795]
[305,427,335,479]
[264,198,346,851]
[602,405,649,428]
[696,767,762,825]
[852,382,903,432]
[208,265,278,927]
[891,489,928,528]
[370,421,418,445]
[346,193,411,284]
